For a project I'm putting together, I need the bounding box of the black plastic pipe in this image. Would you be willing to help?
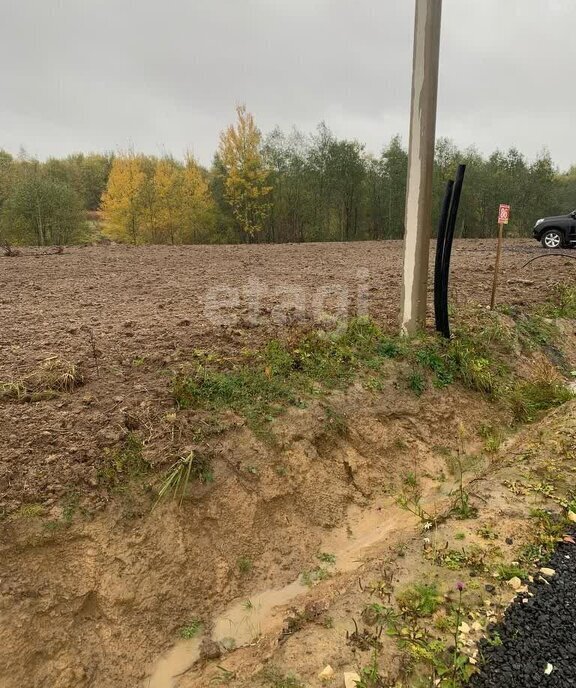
[436,163,466,338]
[434,179,454,334]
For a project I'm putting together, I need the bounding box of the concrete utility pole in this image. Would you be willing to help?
[400,0,443,335]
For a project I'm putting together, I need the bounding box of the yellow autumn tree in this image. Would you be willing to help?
[101,154,146,243]
[139,156,160,243]
[102,153,216,245]
[154,158,183,244]
[180,154,215,243]
[218,105,271,239]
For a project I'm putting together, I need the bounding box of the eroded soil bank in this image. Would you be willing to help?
[2,367,498,687]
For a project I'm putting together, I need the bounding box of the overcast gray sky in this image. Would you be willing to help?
[1,0,574,169]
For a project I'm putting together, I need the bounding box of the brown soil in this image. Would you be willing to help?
[1,239,575,688]
[0,239,572,512]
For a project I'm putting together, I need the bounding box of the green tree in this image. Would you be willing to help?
[381,135,408,238]
[44,153,113,211]
[263,127,311,242]
[0,150,14,211]
[363,153,387,239]
[1,167,85,245]
[556,166,576,213]
[329,139,366,241]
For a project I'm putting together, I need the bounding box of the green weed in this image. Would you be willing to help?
[486,631,503,647]
[260,666,305,688]
[526,509,568,558]
[515,314,558,348]
[450,456,478,520]
[356,650,387,688]
[430,548,471,571]
[168,318,406,433]
[362,602,396,626]
[237,556,253,575]
[211,665,237,684]
[477,525,498,540]
[478,423,503,453]
[518,542,547,565]
[396,492,432,525]
[173,318,397,428]
[509,377,573,422]
[383,581,473,686]
[541,284,576,318]
[173,367,294,420]
[62,491,80,523]
[447,340,500,395]
[403,472,418,489]
[324,406,348,436]
[407,371,426,396]
[300,566,331,587]
[180,619,203,639]
[497,564,527,580]
[316,552,336,565]
[170,303,574,443]
[99,434,149,487]
[364,376,384,392]
[396,583,441,617]
[414,345,454,387]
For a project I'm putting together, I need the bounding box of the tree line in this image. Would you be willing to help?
[0,151,112,246]
[1,106,575,246]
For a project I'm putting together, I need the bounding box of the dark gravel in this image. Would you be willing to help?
[469,538,576,687]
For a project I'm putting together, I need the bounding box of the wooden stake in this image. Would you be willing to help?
[490,222,504,310]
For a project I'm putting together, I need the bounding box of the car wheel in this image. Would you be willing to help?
[541,229,563,249]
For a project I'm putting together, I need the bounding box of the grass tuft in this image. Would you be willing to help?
[179,618,203,639]
[0,357,83,402]
[99,434,149,488]
[497,564,527,580]
[16,503,45,518]
[155,450,213,506]
[260,666,305,688]
[508,359,573,422]
[407,370,426,396]
[541,284,576,319]
[237,556,253,575]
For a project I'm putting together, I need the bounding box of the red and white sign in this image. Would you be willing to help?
[498,204,511,225]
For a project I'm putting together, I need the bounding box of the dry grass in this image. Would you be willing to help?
[0,357,84,402]
[509,354,573,422]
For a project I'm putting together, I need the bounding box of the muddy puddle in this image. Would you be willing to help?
[146,499,413,687]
